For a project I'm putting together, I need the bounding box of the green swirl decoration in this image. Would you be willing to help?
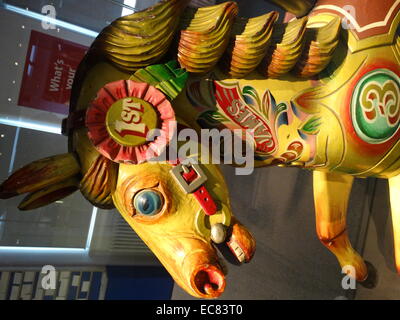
[351,69,400,144]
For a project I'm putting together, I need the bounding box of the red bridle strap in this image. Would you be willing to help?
[170,161,217,216]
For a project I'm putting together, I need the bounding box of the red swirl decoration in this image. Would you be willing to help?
[85,80,176,164]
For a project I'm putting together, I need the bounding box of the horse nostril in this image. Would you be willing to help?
[193,265,226,297]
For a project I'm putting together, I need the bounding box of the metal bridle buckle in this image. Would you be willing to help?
[170,162,208,194]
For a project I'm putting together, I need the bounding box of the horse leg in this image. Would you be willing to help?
[388,174,400,274]
[313,171,368,281]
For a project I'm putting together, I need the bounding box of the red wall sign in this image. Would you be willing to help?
[18,30,89,115]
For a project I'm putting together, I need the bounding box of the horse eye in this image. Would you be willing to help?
[133,189,164,216]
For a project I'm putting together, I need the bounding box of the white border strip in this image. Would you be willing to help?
[314,0,400,33]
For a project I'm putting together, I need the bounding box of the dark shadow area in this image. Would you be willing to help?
[369,179,397,273]
[173,166,373,299]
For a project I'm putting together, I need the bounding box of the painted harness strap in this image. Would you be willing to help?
[170,162,217,216]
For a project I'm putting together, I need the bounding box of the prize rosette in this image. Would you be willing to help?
[85,79,176,164]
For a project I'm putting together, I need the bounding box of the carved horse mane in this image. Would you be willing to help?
[84,0,340,78]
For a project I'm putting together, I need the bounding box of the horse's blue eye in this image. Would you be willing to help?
[133,190,163,216]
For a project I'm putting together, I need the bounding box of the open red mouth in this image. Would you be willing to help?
[185,219,255,299]
[176,217,256,299]
[225,219,256,263]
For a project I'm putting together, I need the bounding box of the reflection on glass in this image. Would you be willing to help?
[0,125,93,249]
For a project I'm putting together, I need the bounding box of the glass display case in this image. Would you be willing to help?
[0,0,162,301]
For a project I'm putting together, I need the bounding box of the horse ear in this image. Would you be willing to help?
[0,153,81,200]
[18,176,80,211]
[79,155,118,209]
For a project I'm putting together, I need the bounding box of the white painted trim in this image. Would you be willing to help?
[314,1,400,33]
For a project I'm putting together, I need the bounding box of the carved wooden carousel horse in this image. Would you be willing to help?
[1,0,400,298]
